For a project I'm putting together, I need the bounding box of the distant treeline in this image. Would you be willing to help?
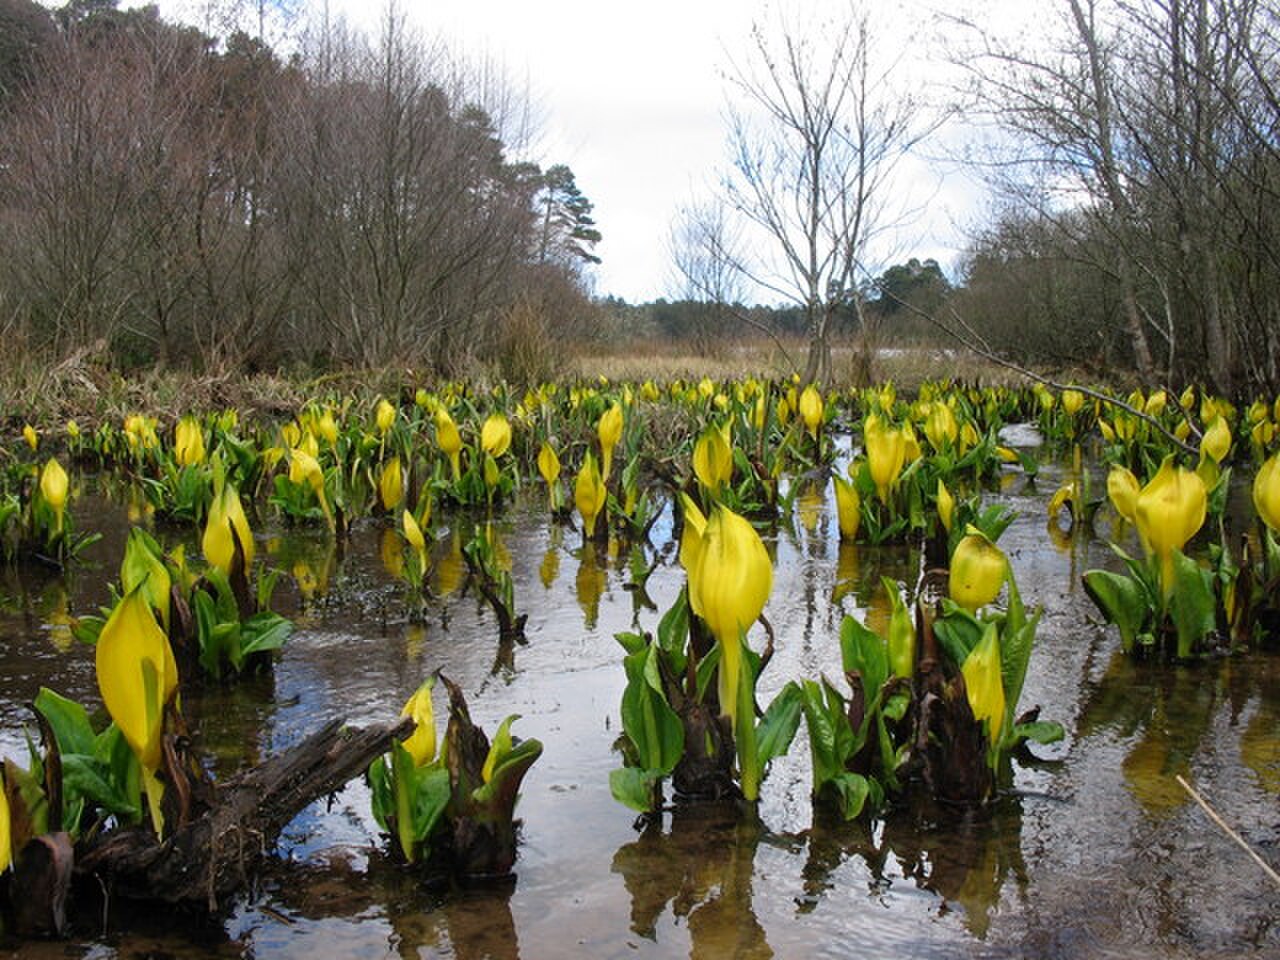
[0,0,600,378]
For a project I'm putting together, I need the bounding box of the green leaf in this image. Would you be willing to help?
[239,613,292,658]
[839,615,887,696]
[1168,549,1217,658]
[61,755,139,821]
[756,682,802,767]
[999,608,1042,719]
[827,771,872,821]
[367,755,392,831]
[619,647,683,774]
[609,766,663,813]
[34,687,97,757]
[615,631,647,656]
[1012,720,1065,746]
[1082,569,1150,653]
[472,737,543,807]
[656,589,690,676]
[934,603,984,666]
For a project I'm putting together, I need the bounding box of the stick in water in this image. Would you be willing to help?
[1176,774,1280,889]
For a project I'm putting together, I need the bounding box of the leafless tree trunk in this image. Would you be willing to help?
[710,4,934,387]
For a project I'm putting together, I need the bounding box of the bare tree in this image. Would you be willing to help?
[713,4,934,386]
[949,0,1280,393]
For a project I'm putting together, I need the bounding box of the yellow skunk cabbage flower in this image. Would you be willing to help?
[1062,389,1084,415]
[66,420,81,440]
[402,509,427,567]
[435,408,462,479]
[1048,482,1076,524]
[174,417,205,466]
[1200,416,1232,464]
[379,456,404,510]
[962,624,1005,742]
[949,526,1007,611]
[575,452,605,537]
[1254,452,1280,533]
[1251,419,1275,451]
[96,583,178,833]
[22,424,37,451]
[1107,465,1140,524]
[597,403,624,481]
[693,422,733,496]
[1135,456,1206,595]
[203,482,254,576]
[1180,385,1196,410]
[924,402,957,452]
[902,423,922,463]
[1145,390,1168,417]
[40,457,68,533]
[799,385,823,439]
[481,413,512,458]
[937,478,955,533]
[0,775,9,873]
[692,505,772,726]
[678,493,708,616]
[375,398,396,435]
[401,678,437,766]
[864,415,905,505]
[316,409,338,446]
[834,475,861,541]
[886,579,914,679]
[538,441,561,509]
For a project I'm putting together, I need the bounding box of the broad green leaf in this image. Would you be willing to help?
[756,682,802,767]
[610,766,662,813]
[473,738,543,807]
[620,649,683,774]
[1000,608,1042,720]
[34,687,96,757]
[839,615,887,696]
[615,631,646,656]
[828,771,872,821]
[367,755,392,831]
[61,755,139,821]
[1013,720,1065,746]
[934,603,984,665]
[1168,550,1217,658]
[239,613,292,658]
[1082,570,1149,653]
[656,590,690,676]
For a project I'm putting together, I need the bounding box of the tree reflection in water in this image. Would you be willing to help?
[611,804,773,958]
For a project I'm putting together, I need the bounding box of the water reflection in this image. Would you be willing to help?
[1078,651,1223,818]
[798,800,1028,941]
[611,806,772,958]
[264,858,521,960]
[575,543,607,629]
[831,542,860,605]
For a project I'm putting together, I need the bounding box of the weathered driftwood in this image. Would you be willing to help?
[77,716,412,911]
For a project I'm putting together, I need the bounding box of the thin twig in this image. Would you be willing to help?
[1175,774,1280,889]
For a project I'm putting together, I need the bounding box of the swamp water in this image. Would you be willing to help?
[0,451,1276,959]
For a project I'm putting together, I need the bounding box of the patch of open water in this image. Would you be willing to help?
[0,448,1276,958]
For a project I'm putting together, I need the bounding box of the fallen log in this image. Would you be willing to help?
[76,716,412,911]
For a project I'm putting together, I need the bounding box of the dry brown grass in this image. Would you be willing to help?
[574,336,1026,392]
[0,334,1032,434]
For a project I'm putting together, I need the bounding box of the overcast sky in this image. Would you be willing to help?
[159,0,1002,303]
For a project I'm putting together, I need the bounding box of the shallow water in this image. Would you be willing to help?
[0,450,1277,959]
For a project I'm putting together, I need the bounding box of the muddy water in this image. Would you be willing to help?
[0,451,1277,959]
